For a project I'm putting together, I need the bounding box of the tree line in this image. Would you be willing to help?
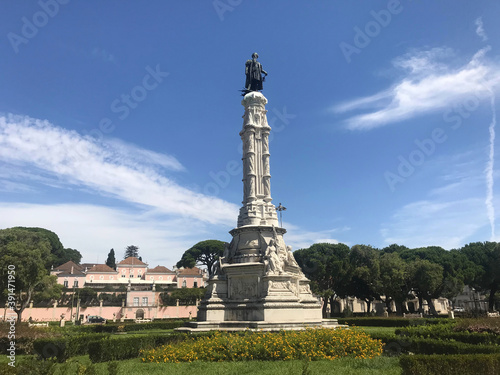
[293,242,500,317]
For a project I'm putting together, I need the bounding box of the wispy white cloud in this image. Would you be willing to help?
[485,94,497,240]
[475,17,488,42]
[381,149,496,248]
[283,222,350,250]
[0,202,212,267]
[0,114,238,225]
[381,198,487,249]
[332,47,500,130]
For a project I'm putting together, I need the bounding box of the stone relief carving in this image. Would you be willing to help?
[231,278,258,299]
[287,280,298,296]
[300,284,312,294]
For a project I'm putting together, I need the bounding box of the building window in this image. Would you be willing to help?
[142,297,148,306]
[90,275,94,279]
[193,279,198,288]
[150,276,154,280]
[159,276,163,280]
[110,276,114,280]
[130,274,134,278]
[133,297,139,306]
[167,276,171,282]
[182,279,187,288]
[73,280,78,288]
[122,274,126,278]
[63,280,68,288]
[99,275,104,280]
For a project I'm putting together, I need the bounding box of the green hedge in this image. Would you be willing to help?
[370,333,500,356]
[0,336,38,355]
[396,329,500,346]
[68,319,188,333]
[400,353,500,375]
[88,332,193,362]
[337,317,453,327]
[122,319,188,332]
[33,333,108,362]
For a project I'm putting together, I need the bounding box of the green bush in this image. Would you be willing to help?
[396,327,500,345]
[337,318,453,327]
[372,333,500,356]
[123,319,188,332]
[400,353,500,375]
[88,332,191,362]
[33,333,107,362]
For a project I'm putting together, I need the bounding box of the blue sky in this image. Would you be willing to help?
[2,1,500,268]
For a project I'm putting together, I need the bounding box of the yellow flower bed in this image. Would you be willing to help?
[141,327,384,363]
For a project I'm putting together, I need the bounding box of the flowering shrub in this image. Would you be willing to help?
[141,327,383,363]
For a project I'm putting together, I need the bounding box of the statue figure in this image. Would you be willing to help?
[265,239,283,274]
[284,245,300,268]
[244,53,267,92]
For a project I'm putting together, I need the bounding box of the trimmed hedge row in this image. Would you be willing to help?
[33,333,108,362]
[337,317,453,327]
[89,332,213,362]
[400,353,500,375]
[395,329,500,345]
[370,333,500,356]
[71,319,188,333]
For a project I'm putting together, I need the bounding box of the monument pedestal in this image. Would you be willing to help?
[178,92,340,332]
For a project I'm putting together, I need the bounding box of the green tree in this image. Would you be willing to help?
[177,240,225,277]
[409,258,444,316]
[124,245,139,259]
[106,248,116,270]
[32,275,63,304]
[160,288,206,306]
[461,241,500,311]
[13,227,82,267]
[399,246,471,311]
[294,243,352,318]
[348,245,381,314]
[379,252,412,315]
[0,228,61,322]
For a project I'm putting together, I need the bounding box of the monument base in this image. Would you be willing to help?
[176,319,343,332]
[175,226,343,332]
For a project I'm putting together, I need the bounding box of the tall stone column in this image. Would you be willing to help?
[184,90,330,332]
[238,92,278,227]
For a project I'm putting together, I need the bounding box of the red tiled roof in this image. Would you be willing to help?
[53,260,83,273]
[147,266,174,274]
[118,257,147,266]
[87,264,117,273]
[177,267,203,276]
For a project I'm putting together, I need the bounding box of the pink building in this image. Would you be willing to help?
[52,257,201,289]
[86,264,118,285]
[51,261,86,289]
[145,265,176,284]
[176,266,206,288]
[116,257,148,280]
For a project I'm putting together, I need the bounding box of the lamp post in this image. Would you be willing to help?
[276,202,286,228]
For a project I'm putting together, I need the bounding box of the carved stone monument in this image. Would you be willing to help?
[180,89,339,331]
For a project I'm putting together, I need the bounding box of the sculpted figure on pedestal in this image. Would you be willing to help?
[243,53,267,94]
[284,245,300,268]
[265,239,284,275]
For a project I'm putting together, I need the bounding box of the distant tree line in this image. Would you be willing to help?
[294,242,500,317]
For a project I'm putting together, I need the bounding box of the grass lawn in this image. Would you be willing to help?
[22,355,400,375]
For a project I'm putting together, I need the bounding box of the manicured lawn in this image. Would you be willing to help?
[21,355,400,375]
